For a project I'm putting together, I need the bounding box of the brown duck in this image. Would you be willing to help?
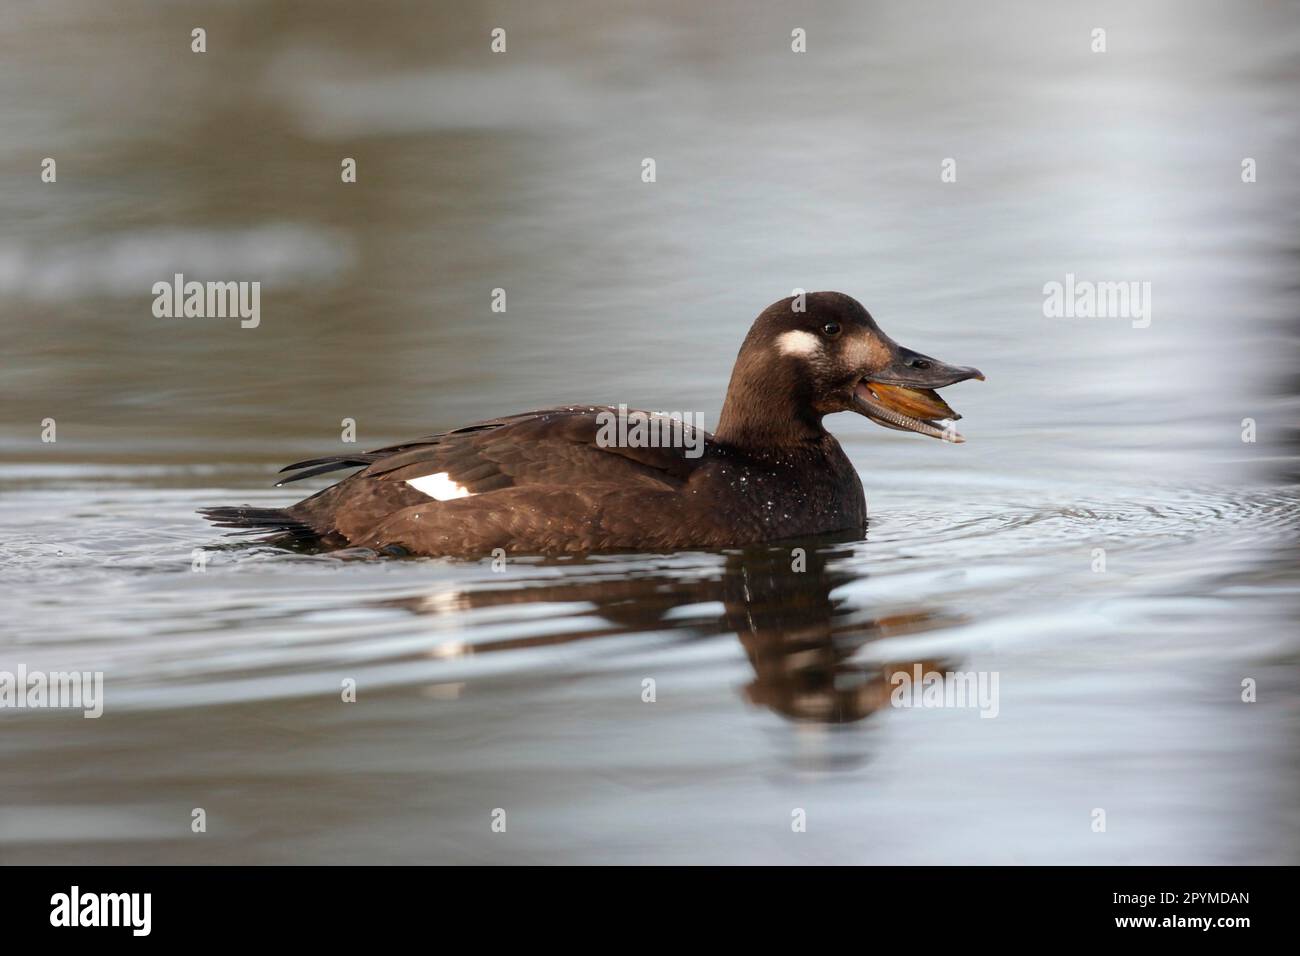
[202,292,984,556]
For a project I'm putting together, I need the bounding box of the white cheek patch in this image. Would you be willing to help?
[841,338,871,370]
[406,471,474,501]
[776,329,822,358]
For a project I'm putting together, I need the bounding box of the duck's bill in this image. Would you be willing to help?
[852,354,984,443]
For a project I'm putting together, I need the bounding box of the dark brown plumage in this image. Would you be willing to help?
[201,292,983,556]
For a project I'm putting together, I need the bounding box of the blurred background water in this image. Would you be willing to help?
[1,0,1298,864]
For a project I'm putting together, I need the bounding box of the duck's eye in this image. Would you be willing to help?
[822,321,841,337]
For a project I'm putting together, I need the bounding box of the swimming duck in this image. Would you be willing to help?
[201,292,983,556]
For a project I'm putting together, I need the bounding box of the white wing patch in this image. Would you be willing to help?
[406,471,474,501]
[776,329,822,358]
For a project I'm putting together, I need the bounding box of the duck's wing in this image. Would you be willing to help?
[278,405,711,496]
[274,406,715,550]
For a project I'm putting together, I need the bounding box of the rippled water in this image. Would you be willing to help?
[2,1,1298,863]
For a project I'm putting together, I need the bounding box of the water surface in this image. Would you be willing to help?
[2,0,1298,864]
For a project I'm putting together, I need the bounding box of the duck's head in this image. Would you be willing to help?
[718,291,985,447]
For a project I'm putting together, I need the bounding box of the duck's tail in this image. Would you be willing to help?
[198,505,318,541]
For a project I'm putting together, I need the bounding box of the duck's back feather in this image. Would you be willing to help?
[279,406,715,553]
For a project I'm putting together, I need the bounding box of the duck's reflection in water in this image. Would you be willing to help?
[721,547,957,723]
[384,538,962,725]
